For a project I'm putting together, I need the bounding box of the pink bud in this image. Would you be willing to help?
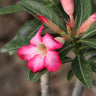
[36,14,48,24]
[36,14,69,40]
[61,0,74,16]
[61,0,75,28]
[76,13,96,36]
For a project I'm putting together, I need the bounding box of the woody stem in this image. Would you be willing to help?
[40,71,50,96]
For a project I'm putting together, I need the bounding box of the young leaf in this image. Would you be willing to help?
[72,55,93,88]
[0,5,25,15]
[61,57,72,64]
[28,69,48,83]
[17,19,42,39]
[74,0,91,32]
[67,69,74,81]
[18,0,66,31]
[78,39,96,49]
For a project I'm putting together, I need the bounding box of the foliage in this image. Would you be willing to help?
[0,0,96,88]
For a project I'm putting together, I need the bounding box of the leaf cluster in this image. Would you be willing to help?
[0,0,96,88]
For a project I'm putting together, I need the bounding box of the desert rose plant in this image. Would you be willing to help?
[1,0,96,94]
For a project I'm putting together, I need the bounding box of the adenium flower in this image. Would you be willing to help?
[76,13,96,36]
[17,25,63,73]
[61,0,75,28]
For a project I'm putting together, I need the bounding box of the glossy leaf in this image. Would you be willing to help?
[67,69,74,81]
[18,0,66,31]
[17,19,42,39]
[72,55,93,88]
[74,0,91,32]
[28,69,48,83]
[0,5,25,15]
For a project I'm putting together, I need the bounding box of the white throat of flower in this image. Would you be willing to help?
[37,43,48,56]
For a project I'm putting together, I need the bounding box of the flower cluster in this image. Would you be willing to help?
[17,0,96,73]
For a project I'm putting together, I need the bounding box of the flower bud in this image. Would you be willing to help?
[76,13,96,36]
[61,0,75,28]
[36,14,48,24]
[61,0,74,16]
[36,14,68,40]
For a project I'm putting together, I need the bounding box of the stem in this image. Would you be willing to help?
[72,79,84,96]
[40,71,50,96]
[70,15,75,29]
[92,80,96,96]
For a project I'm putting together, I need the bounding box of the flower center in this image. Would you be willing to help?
[37,44,48,56]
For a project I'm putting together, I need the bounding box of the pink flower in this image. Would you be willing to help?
[76,13,96,36]
[61,0,75,28]
[17,25,63,73]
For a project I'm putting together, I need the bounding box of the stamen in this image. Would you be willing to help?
[37,44,48,56]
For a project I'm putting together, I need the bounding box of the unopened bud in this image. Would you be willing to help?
[76,13,96,36]
[61,0,74,16]
[36,14,68,40]
[61,0,75,28]
[36,14,48,24]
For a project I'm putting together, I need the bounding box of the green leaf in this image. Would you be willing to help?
[91,0,96,14]
[90,62,96,73]
[58,42,73,58]
[28,69,48,83]
[17,19,43,39]
[67,69,74,81]
[61,57,72,64]
[0,37,30,55]
[72,55,93,88]
[74,0,91,32]
[88,56,96,62]
[84,51,96,57]
[0,5,25,15]
[18,0,66,31]
[78,39,96,49]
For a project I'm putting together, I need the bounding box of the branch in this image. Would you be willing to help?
[72,79,84,96]
[40,71,50,96]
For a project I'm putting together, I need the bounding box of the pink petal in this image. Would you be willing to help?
[43,33,63,50]
[27,55,45,73]
[17,44,38,61]
[30,25,44,45]
[45,51,61,72]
